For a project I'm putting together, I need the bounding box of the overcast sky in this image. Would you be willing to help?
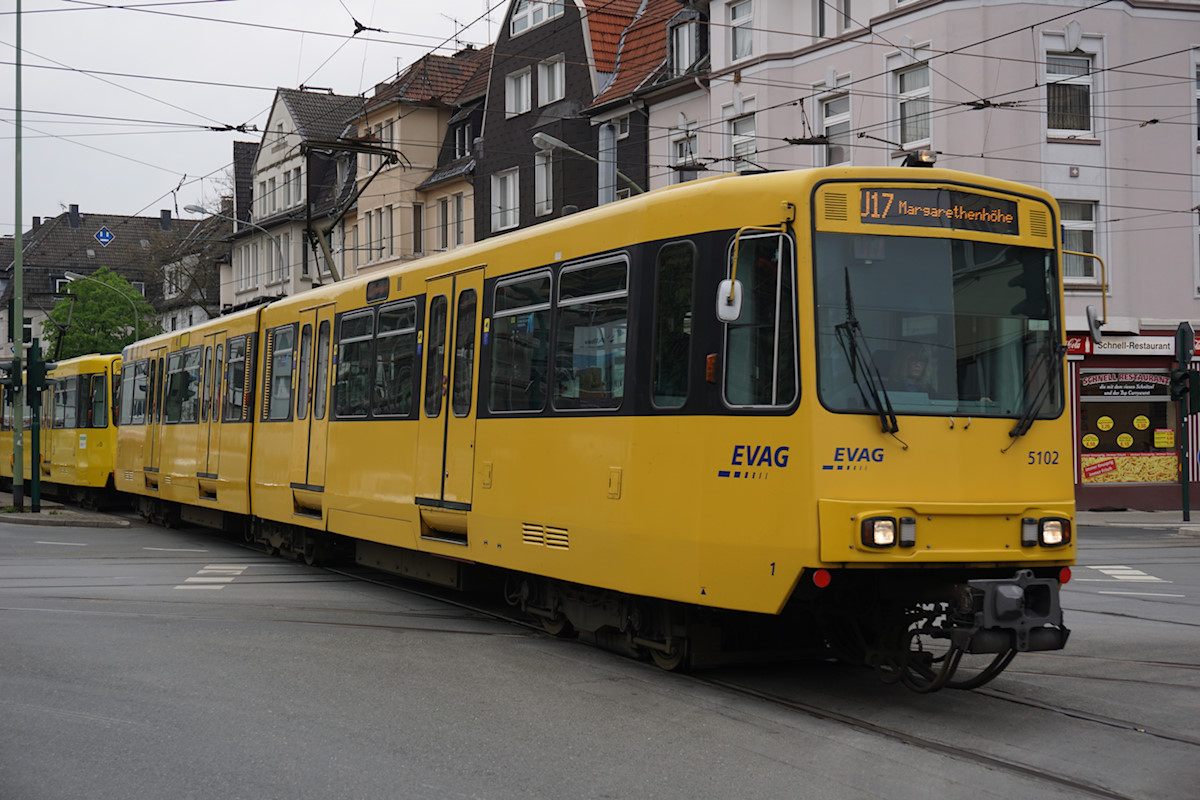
[1,0,500,236]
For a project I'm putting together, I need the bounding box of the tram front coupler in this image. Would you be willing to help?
[949,569,1070,654]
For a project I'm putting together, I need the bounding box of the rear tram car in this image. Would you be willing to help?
[1,353,122,508]
[102,166,1073,691]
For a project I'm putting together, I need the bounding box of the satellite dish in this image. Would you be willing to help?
[1085,305,1103,345]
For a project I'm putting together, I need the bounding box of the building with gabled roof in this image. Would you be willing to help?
[202,87,363,311]
[345,45,493,275]
[0,205,184,358]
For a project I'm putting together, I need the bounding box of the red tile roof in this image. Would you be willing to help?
[591,0,676,107]
[581,0,643,73]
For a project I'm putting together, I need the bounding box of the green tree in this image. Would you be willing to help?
[43,267,160,358]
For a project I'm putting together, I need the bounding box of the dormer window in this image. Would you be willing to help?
[510,0,563,36]
[670,20,697,75]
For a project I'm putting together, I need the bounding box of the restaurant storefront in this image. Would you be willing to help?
[1069,332,1200,511]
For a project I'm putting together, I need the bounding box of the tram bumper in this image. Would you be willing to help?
[949,569,1070,654]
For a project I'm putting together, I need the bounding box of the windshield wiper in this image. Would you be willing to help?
[1008,341,1065,441]
[835,268,899,434]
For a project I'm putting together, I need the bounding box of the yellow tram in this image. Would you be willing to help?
[0,353,122,507]
[103,165,1076,690]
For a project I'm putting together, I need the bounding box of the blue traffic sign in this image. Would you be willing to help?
[95,226,115,247]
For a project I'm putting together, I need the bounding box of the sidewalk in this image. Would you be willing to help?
[0,491,130,528]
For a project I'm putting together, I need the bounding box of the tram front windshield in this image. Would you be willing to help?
[814,231,1063,419]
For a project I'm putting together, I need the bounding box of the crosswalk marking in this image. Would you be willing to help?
[174,564,248,591]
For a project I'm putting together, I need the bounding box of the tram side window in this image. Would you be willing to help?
[88,374,106,428]
[652,242,696,409]
[122,361,148,424]
[264,325,296,421]
[724,234,798,407]
[181,348,202,423]
[53,376,78,428]
[424,296,448,418]
[224,337,251,422]
[164,352,184,423]
[314,321,330,420]
[555,259,628,410]
[490,272,551,412]
[296,325,312,421]
[452,290,477,416]
[336,312,374,418]
[375,302,417,417]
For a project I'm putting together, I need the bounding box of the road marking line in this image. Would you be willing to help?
[36,541,87,546]
[1097,591,1186,598]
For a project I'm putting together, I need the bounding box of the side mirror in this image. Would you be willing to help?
[716,279,743,323]
[1085,305,1103,345]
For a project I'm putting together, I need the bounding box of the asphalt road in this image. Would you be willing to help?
[1,516,1197,800]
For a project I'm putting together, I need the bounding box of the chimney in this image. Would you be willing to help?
[160,209,172,231]
[68,204,80,229]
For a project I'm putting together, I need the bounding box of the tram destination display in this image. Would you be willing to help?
[860,188,1020,234]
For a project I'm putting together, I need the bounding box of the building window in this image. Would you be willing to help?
[1061,200,1098,281]
[506,68,532,118]
[671,20,697,74]
[510,0,563,36]
[672,131,699,183]
[491,168,520,232]
[897,63,930,148]
[730,0,753,61]
[439,198,450,251]
[454,123,473,159]
[538,56,565,106]
[822,93,851,165]
[730,113,757,171]
[454,194,465,246]
[535,150,553,216]
[1047,54,1093,136]
[413,204,424,255]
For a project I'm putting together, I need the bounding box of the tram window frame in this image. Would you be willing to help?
[554,257,629,411]
[124,360,148,425]
[212,344,223,424]
[489,270,552,413]
[263,324,297,422]
[296,323,312,421]
[201,346,212,423]
[651,241,696,409]
[89,374,106,428]
[164,352,184,423]
[722,232,799,409]
[314,321,330,420]
[424,296,449,418]
[452,290,477,417]
[375,301,418,418]
[335,310,375,419]
[181,347,202,424]
[223,335,255,423]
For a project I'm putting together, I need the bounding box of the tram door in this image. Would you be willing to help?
[144,346,167,477]
[290,304,335,495]
[416,268,483,510]
[198,331,225,481]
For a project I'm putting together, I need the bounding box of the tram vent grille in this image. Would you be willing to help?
[823,192,849,221]
[1029,209,1049,239]
[522,523,570,550]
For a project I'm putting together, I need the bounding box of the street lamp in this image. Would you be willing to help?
[63,270,140,342]
[184,204,286,282]
[531,131,644,206]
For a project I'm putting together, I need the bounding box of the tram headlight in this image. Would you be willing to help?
[862,517,897,548]
[1039,518,1071,547]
